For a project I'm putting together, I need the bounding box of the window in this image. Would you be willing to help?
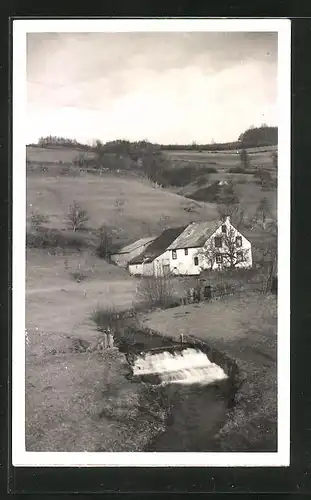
[216,253,223,264]
[172,250,177,260]
[194,256,199,266]
[184,248,188,255]
[221,224,227,233]
[236,251,244,262]
[236,236,242,248]
[214,236,222,248]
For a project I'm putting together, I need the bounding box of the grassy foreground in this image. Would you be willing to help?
[26,249,169,451]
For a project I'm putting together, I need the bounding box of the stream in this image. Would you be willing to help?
[116,326,240,452]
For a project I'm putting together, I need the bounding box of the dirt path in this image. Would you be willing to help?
[26,279,136,296]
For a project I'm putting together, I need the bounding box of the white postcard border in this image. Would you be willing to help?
[12,17,291,467]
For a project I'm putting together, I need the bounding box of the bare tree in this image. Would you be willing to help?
[135,275,177,308]
[199,226,250,270]
[217,203,246,230]
[66,200,89,232]
[157,214,171,232]
[114,194,126,216]
[96,224,112,259]
[198,238,217,271]
[255,197,272,230]
[240,148,250,170]
[254,168,272,189]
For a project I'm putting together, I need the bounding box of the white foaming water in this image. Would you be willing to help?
[133,348,228,386]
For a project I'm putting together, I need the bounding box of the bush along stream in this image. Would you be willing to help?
[92,308,244,452]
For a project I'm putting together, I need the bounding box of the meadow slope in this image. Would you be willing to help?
[26,170,218,244]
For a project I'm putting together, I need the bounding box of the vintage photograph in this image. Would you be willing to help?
[13,19,290,467]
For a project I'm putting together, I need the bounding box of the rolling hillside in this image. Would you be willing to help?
[26,143,277,244]
[27,169,218,245]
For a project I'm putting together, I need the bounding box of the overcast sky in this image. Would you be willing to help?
[26,31,278,145]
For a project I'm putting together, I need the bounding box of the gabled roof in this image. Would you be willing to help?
[112,236,156,255]
[129,226,187,265]
[168,220,222,250]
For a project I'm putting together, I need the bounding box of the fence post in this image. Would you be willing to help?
[103,332,108,349]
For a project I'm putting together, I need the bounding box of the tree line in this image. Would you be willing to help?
[31,125,277,153]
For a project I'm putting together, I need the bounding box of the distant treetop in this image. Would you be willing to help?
[238,125,278,147]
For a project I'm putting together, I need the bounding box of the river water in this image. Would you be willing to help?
[117,329,236,452]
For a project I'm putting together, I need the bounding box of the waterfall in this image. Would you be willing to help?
[133,348,228,386]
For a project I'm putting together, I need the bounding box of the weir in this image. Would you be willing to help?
[132,347,228,386]
[115,327,243,451]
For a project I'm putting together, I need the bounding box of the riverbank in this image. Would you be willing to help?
[141,291,277,451]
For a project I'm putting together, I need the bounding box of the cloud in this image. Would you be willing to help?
[26,31,277,144]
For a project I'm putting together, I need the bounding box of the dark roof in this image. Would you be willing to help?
[129,226,187,265]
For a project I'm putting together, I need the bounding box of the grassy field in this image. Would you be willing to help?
[163,146,276,169]
[26,170,218,244]
[142,292,277,451]
[27,145,95,163]
[26,249,170,451]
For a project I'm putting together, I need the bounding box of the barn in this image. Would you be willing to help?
[128,226,186,276]
[110,236,156,268]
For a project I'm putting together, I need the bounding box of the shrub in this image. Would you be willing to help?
[30,213,49,230]
[154,164,206,188]
[26,227,96,252]
[239,148,250,170]
[59,165,81,177]
[135,276,179,309]
[96,226,113,259]
[189,181,221,202]
[66,200,90,232]
[73,152,96,167]
[228,166,252,174]
[195,175,208,186]
[253,168,273,189]
[59,165,72,176]
[90,305,131,338]
[70,265,90,282]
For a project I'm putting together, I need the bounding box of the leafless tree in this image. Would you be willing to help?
[157,214,171,232]
[135,275,177,308]
[217,203,247,230]
[240,148,250,170]
[66,200,89,232]
[199,226,250,270]
[114,194,126,216]
[254,197,272,230]
[96,224,112,259]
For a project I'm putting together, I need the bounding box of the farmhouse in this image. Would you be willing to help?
[110,236,156,267]
[167,217,252,275]
[128,226,187,276]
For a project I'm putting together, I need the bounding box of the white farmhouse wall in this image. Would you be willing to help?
[166,218,252,275]
[153,251,171,277]
[128,251,170,277]
[128,263,144,275]
[169,247,202,275]
[128,262,154,276]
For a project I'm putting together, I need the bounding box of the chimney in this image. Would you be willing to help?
[225,216,230,223]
